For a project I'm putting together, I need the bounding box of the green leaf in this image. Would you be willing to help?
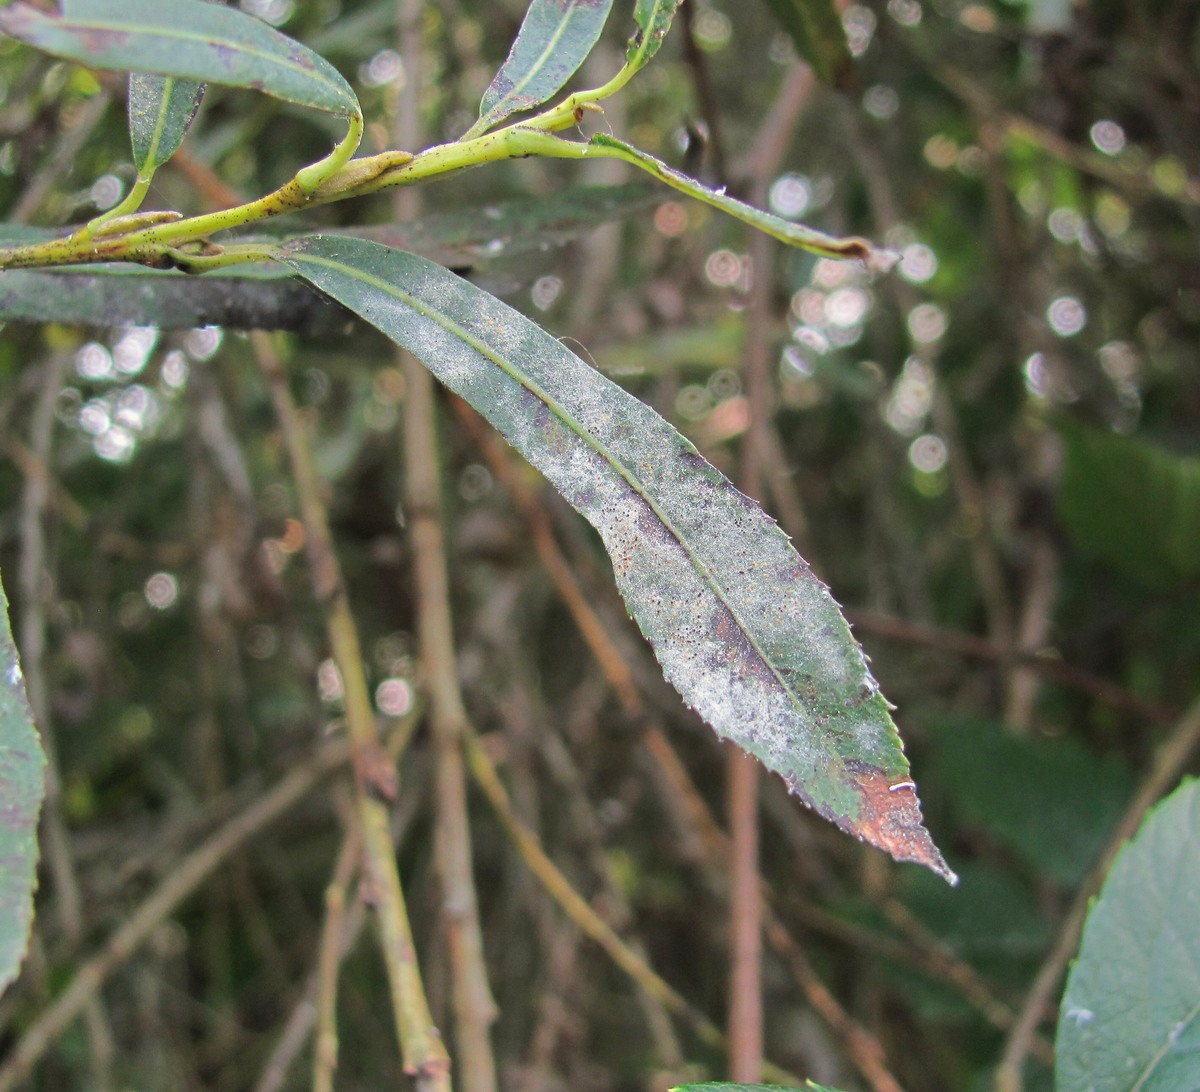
[757,0,854,88]
[129,73,205,179]
[1058,421,1200,590]
[589,134,883,263]
[928,717,1133,886]
[279,235,955,884]
[0,574,45,997]
[1056,779,1200,1092]
[468,0,615,138]
[0,0,360,119]
[627,0,684,72]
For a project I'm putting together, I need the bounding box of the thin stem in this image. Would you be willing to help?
[252,331,450,1090]
[309,801,355,1092]
[463,729,801,1086]
[394,4,496,1084]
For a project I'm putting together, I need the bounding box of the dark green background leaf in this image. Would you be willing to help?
[928,717,1133,886]
[1058,420,1200,590]
[1056,779,1200,1092]
[280,234,954,883]
[0,576,45,997]
[757,0,854,88]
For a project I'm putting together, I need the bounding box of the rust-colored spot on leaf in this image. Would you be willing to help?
[850,768,958,885]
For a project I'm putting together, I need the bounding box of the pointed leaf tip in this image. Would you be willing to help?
[843,770,958,885]
[279,235,954,880]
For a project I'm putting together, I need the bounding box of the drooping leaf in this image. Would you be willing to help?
[757,0,855,88]
[279,235,955,884]
[129,73,205,179]
[467,0,616,138]
[0,184,659,329]
[1056,779,1200,1092]
[0,575,45,997]
[1058,420,1200,590]
[589,134,884,263]
[627,0,684,72]
[0,0,360,120]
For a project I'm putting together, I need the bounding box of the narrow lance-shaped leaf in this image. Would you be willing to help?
[0,574,45,996]
[0,0,359,120]
[280,235,955,883]
[129,73,205,180]
[627,0,684,72]
[467,0,616,139]
[590,133,887,264]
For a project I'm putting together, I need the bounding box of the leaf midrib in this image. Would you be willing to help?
[32,12,355,114]
[483,0,592,121]
[285,247,813,733]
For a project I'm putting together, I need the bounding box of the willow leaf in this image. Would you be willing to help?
[280,235,955,883]
[0,575,45,996]
[590,133,886,263]
[468,0,615,138]
[129,73,205,178]
[0,0,359,120]
[628,0,683,71]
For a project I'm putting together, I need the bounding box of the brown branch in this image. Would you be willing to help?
[846,608,1180,728]
[464,730,801,1087]
[313,793,361,1092]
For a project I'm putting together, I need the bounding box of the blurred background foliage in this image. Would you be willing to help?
[1,0,1198,1089]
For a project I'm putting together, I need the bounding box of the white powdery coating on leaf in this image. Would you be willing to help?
[287,238,912,824]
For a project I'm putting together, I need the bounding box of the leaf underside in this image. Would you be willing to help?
[0,576,45,996]
[280,235,955,884]
[628,0,684,70]
[475,0,615,134]
[129,73,205,177]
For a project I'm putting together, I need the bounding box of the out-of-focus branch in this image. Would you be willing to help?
[253,331,450,1090]
[847,608,1179,727]
[394,1,498,1087]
